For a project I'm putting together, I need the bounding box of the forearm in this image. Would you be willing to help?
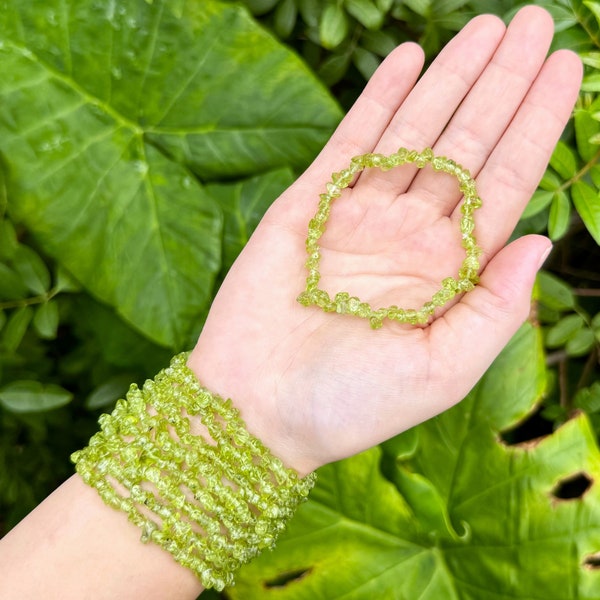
[0,474,204,600]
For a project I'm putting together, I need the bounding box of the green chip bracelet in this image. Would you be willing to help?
[297,147,483,329]
[72,353,316,591]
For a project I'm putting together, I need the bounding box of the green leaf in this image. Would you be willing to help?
[402,0,431,17]
[360,29,399,57]
[206,169,294,274]
[548,190,571,240]
[274,0,297,38]
[375,0,393,11]
[566,327,596,356]
[581,73,600,92]
[0,263,28,300]
[549,140,578,179]
[297,0,321,27]
[85,374,134,410]
[537,271,575,311]
[434,0,471,15]
[345,0,384,29]
[11,245,51,295]
[0,0,341,348]
[574,381,600,413]
[571,180,600,245]
[584,0,600,27]
[54,265,81,293]
[320,4,350,49]
[522,190,554,219]
[0,380,73,413]
[1,306,33,352]
[317,52,352,86]
[352,47,381,80]
[538,168,563,191]
[575,107,600,162]
[32,300,59,340]
[244,0,280,15]
[580,50,600,68]
[235,325,600,598]
[0,219,18,260]
[546,313,585,348]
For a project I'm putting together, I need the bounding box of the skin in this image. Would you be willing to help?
[0,6,583,600]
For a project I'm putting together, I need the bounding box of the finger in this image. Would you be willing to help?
[425,234,551,407]
[354,13,506,200]
[460,48,582,261]
[414,5,555,217]
[293,42,425,193]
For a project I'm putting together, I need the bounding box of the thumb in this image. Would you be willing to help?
[430,234,551,399]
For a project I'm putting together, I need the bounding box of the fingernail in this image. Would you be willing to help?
[536,242,553,270]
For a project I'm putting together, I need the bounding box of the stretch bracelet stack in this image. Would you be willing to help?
[72,353,316,591]
[297,147,483,329]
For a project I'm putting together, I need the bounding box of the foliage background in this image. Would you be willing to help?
[0,0,599,598]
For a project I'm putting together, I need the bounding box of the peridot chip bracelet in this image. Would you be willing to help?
[72,353,316,591]
[297,147,483,328]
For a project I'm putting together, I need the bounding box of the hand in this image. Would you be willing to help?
[189,6,582,476]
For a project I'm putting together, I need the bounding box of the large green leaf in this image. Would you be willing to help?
[232,324,600,598]
[0,0,341,348]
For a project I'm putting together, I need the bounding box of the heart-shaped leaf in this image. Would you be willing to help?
[0,0,341,347]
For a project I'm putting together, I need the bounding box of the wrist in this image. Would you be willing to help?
[186,346,320,479]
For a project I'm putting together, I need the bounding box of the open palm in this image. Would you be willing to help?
[189,6,582,476]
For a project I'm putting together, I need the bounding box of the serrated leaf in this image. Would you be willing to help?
[522,190,554,219]
[0,0,341,348]
[572,180,600,245]
[566,327,596,356]
[537,271,575,311]
[1,306,33,352]
[234,325,600,598]
[320,4,349,49]
[0,380,73,413]
[32,300,59,339]
[548,190,571,240]
[549,140,578,179]
[546,313,585,348]
[11,245,51,295]
[345,0,384,30]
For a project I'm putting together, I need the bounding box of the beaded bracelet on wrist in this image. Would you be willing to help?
[297,147,483,329]
[72,353,316,591]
